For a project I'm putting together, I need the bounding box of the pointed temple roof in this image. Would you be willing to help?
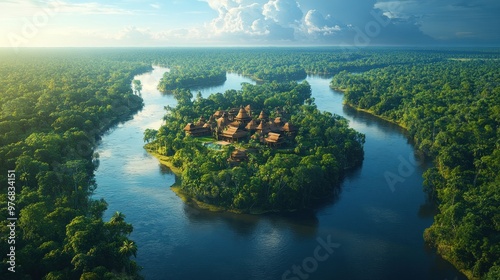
[183,123,195,131]
[283,122,298,132]
[245,104,252,115]
[274,117,284,125]
[245,119,259,130]
[195,116,206,126]
[213,110,225,118]
[235,107,252,122]
[217,115,229,128]
[258,110,268,120]
[256,121,271,134]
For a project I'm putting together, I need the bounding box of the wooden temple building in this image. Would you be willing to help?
[183,116,211,137]
[184,105,298,146]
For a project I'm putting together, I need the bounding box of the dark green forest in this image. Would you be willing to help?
[331,56,500,279]
[0,50,151,279]
[157,67,226,92]
[0,47,498,279]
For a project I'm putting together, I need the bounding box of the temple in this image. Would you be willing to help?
[184,105,298,146]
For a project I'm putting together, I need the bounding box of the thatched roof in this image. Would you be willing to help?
[274,117,284,125]
[258,110,268,120]
[183,123,195,131]
[184,122,211,136]
[245,105,252,115]
[221,126,247,139]
[245,119,259,130]
[217,116,229,128]
[265,132,284,143]
[256,121,271,134]
[213,110,225,118]
[283,122,297,132]
[235,107,251,122]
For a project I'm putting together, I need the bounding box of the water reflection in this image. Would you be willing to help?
[341,105,406,135]
[181,201,320,238]
[94,67,465,280]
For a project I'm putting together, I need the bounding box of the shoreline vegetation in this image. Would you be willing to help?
[1,48,497,279]
[145,47,498,279]
[330,61,500,279]
[330,87,410,131]
[146,80,365,214]
[0,50,152,279]
[148,48,499,279]
[331,88,477,279]
[146,147,301,215]
[338,97,479,280]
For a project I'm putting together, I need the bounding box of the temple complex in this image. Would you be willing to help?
[184,105,297,146]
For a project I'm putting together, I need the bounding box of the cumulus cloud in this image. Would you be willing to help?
[199,0,436,45]
[207,1,262,34]
[304,10,342,36]
[262,0,302,26]
[204,0,299,42]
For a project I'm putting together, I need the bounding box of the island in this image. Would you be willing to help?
[145,80,365,213]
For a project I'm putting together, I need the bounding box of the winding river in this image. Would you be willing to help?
[93,67,465,280]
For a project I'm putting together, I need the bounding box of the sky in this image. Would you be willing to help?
[1,0,499,48]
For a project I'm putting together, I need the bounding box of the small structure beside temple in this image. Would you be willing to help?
[227,149,248,166]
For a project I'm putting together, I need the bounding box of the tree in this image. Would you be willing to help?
[132,79,142,95]
[119,240,137,258]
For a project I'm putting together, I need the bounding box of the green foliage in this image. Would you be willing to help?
[2,47,497,279]
[331,52,500,279]
[158,67,226,92]
[0,49,148,279]
[149,81,364,212]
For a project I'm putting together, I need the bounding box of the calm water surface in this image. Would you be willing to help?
[94,67,465,280]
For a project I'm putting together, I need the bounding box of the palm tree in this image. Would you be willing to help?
[110,211,125,224]
[119,240,137,258]
[119,240,138,274]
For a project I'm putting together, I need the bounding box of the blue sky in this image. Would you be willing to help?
[1,0,499,47]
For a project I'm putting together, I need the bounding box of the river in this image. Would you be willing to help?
[94,67,465,280]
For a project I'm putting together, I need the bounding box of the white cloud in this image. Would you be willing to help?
[304,9,342,36]
[2,0,498,47]
[203,0,304,42]
[262,0,302,26]
[210,2,263,34]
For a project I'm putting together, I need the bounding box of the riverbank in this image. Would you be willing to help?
[145,147,305,215]
[330,86,409,131]
[331,86,472,280]
[343,102,409,131]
